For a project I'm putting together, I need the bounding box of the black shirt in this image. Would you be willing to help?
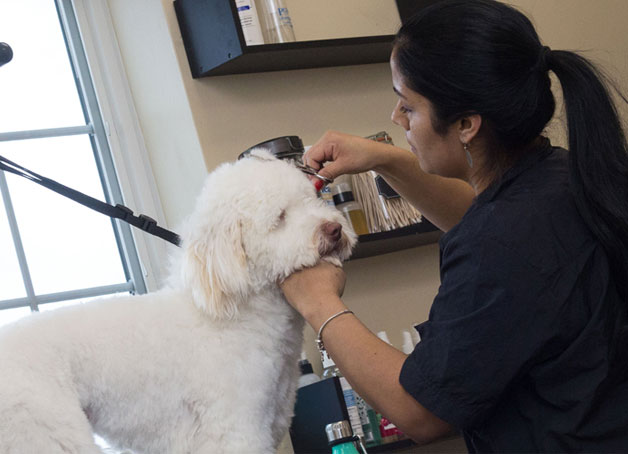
[400,140,628,452]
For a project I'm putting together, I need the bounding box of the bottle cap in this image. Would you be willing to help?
[332,191,355,206]
[298,358,314,375]
[325,420,353,443]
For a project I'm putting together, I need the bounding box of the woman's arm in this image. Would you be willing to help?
[305,131,475,232]
[280,262,454,444]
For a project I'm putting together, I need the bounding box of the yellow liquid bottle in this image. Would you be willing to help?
[345,207,369,236]
[332,181,370,236]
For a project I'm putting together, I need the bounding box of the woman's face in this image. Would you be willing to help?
[390,55,466,179]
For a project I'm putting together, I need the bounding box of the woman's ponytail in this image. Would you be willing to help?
[550,50,628,303]
[394,0,628,306]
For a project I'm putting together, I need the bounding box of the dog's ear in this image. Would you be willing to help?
[180,217,250,320]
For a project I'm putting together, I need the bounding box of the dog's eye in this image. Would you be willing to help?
[278,209,286,223]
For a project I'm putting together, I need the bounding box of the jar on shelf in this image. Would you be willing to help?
[331,176,369,236]
[257,0,296,44]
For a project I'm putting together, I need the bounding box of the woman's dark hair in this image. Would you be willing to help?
[394,0,628,304]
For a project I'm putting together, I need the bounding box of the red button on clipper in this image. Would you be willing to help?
[313,179,324,192]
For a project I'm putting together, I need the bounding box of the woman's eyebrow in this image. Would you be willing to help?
[393,86,407,99]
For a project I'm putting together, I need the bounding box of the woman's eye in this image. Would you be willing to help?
[400,105,412,114]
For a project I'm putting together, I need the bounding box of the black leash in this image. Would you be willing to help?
[0,154,181,247]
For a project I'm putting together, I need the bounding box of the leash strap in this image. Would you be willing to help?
[0,154,181,247]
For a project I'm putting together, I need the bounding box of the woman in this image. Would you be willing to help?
[280,0,628,452]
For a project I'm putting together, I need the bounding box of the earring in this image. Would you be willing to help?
[464,143,473,168]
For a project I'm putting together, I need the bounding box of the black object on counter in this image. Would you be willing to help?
[239,136,304,161]
[290,377,349,453]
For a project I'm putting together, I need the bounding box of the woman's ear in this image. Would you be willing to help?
[458,113,482,145]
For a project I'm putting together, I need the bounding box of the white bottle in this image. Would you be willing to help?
[411,324,421,346]
[320,351,364,439]
[258,0,296,43]
[297,353,320,388]
[235,0,265,46]
[377,331,392,345]
[401,330,414,355]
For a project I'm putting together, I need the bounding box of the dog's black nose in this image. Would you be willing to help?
[323,222,342,242]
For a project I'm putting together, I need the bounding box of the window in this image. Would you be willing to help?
[0,0,164,326]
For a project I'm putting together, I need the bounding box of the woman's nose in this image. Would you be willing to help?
[391,101,407,130]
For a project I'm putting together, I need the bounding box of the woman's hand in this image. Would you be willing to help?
[304,131,393,181]
[280,261,348,330]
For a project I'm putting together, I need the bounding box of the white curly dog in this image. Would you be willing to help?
[0,149,356,454]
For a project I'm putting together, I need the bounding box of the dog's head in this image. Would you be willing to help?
[179,149,356,320]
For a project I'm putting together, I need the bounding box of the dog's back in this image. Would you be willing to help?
[0,152,354,453]
[0,288,304,453]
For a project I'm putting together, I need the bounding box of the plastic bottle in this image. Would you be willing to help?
[401,330,414,355]
[235,0,265,46]
[364,403,382,447]
[411,324,421,346]
[319,185,335,208]
[325,420,361,454]
[257,0,296,44]
[332,176,369,236]
[375,331,405,442]
[379,416,401,444]
[358,399,381,447]
[321,351,364,439]
[376,331,392,345]
[321,350,342,379]
[297,353,321,388]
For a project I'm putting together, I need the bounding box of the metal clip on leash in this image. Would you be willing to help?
[0,154,181,246]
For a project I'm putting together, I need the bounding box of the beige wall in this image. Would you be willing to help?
[511,0,628,148]
[109,0,628,389]
[105,1,627,452]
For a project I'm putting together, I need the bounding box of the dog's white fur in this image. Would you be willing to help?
[0,150,356,454]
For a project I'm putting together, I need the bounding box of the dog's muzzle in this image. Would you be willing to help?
[318,222,345,257]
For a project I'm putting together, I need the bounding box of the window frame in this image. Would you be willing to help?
[69,0,171,290]
[0,0,169,312]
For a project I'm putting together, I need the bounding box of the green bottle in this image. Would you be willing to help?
[325,420,367,454]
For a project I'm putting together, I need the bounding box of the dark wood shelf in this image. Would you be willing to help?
[205,36,394,77]
[172,0,440,78]
[173,0,396,78]
[352,219,441,260]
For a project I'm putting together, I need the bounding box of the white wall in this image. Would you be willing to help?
[106,0,206,230]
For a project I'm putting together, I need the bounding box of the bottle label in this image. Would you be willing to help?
[235,0,264,45]
[340,377,364,437]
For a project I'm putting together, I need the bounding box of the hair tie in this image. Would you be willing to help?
[532,46,552,73]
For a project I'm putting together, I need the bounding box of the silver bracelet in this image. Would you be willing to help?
[316,309,354,362]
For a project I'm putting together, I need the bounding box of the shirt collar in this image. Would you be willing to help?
[474,137,554,205]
